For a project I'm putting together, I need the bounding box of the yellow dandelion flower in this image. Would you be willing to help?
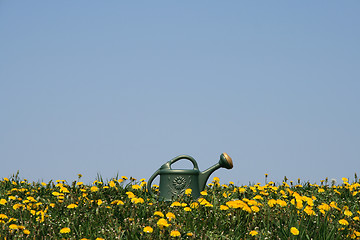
[132,184,141,190]
[339,219,349,225]
[185,188,192,195]
[251,206,260,212]
[60,227,71,233]
[171,201,181,207]
[90,186,99,192]
[109,181,116,188]
[220,205,229,210]
[187,232,194,236]
[290,227,299,235]
[157,218,170,229]
[95,238,104,240]
[238,188,246,193]
[0,214,8,219]
[342,177,348,182]
[170,230,181,237]
[267,199,277,207]
[353,216,360,221]
[253,195,263,200]
[154,211,164,217]
[9,224,18,230]
[126,191,136,199]
[121,176,128,180]
[344,210,353,217]
[249,230,258,236]
[166,212,176,221]
[190,202,199,208]
[200,191,207,196]
[67,204,78,209]
[23,229,30,235]
[0,199,7,205]
[277,199,287,207]
[143,226,153,233]
[77,182,83,186]
[184,207,192,212]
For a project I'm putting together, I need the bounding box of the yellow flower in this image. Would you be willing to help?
[143,226,153,233]
[344,210,353,216]
[220,205,229,210]
[339,219,349,225]
[0,214,8,219]
[23,229,30,235]
[200,191,207,196]
[9,224,18,230]
[132,184,141,190]
[249,230,258,236]
[253,195,263,200]
[267,199,277,207]
[77,182,83,186]
[190,202,199,208]
[90,186,99,192]
[213,177,220,182]
[13,203,23,210]
[251,206,260,212]
[95,238,104,240]
[276,199,287,207]
[154,211,164,217]
[121,176,128,180]
[187,232,194,236]
[67,204,78,209]
[97,199,103,206]
[170,230,181,237]
[342,177,348,182]
[157,218,170,229]
[353,216,360,221]
[60,227,71,233]
[171,201,181,207]
[185,188,192,195]
[0,199,7,205]
[166,212,176,221]
[126,192,136,199]
[290,227,299,235]
[238,188,246,193]
[304,206,315,216]
[318,188,325,193]
[184,207,191,212]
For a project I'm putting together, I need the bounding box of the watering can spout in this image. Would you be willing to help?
[198,153,233,191]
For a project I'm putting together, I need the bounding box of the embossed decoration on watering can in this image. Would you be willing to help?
[147,153,233,201]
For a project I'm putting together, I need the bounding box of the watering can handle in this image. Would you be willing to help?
[147,169,160,197]
[168,155,199,170]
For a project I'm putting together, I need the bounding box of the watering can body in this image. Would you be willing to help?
[147,153,233,201]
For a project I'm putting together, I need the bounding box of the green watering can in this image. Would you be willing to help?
[147,153,233,201]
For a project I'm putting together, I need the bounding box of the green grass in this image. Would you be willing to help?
[0,173,360,239]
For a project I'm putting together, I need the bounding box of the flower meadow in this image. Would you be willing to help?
[1,173,360,239]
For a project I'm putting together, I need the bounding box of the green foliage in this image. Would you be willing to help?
[0,175,360,239]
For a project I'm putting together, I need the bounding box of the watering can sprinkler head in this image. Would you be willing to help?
[219,152,233,169]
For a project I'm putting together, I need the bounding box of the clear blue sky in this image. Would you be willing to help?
[1,1,359,186]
